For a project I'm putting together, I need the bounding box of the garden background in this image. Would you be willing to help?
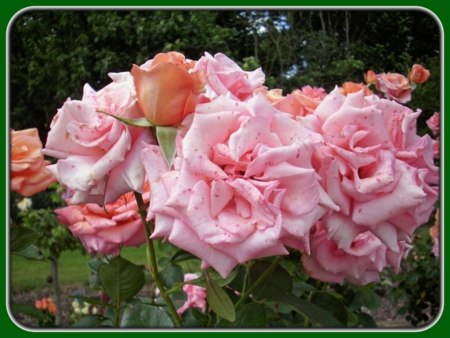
[4,3,445,333]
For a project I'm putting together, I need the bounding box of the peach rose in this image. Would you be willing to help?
[375,72,411,103]
[430,209,439,259]
[409,64,430,84]
[132,52,205,126]
[340,82,373,96]
[11,128,56,197]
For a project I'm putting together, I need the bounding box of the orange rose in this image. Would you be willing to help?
[35,300,43,310]
[340,82,373,96]
[409,64,430,84]
[365,70,377,84]
[132,52,205,126]
[11,128,56,197]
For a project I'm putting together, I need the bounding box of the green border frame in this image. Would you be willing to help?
[2,1,446,336]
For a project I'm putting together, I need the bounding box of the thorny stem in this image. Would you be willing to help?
[234,256,284,309]
[134,192,183,328]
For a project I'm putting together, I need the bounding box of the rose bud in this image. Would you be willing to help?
[409,64,430,84]
[365,70,377,84]
[132,52,204,126]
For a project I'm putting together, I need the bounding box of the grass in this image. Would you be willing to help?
[10,245,148,292]
[10,240,200,293]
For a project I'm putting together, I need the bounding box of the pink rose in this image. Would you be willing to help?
[310,88,438,253]
[43,72,154,205]
[302,222,412,285]
[11,128,56,197]
[54,184,150,255]
[432,140,439,159]
[193,52,265,103]
[142,94,338,278]
[300,86,327,100]
[426,112,440,136]
[375,72,412,103]
[177,273,207,316]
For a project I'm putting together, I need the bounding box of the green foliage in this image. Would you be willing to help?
[98,255,146,303]
[385,225,440,327]
[12,183,86,260]
[120,304,174,328]
[205,269,236,323]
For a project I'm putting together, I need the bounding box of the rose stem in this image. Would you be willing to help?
[135,191,183,328]
[234,256,284,309]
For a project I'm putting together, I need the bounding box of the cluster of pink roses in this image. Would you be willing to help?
[38,51,438,285]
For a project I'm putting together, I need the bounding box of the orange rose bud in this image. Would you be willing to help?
[35,300,43,310]
[132,52,204,126]
[340,82,374,96]
[409,64,430,84]
[48,302,58,315]
[365,70,377,84]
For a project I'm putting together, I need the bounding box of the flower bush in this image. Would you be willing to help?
[10,50,439,329]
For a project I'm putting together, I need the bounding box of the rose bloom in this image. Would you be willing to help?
[300,86,328,100]
[11,128,56,197]
[193,52,265,103]
[256,86,326,118]
[409,64,430,84]
[365,70,377,84]
[43,72,154,205]
[375,72,412,103]
[54,183,150,255]
[132,52,205,126]
[142,94,338,278]
[307,88,438,255]
[177,273,207,316]
[302,222,412,285]
[340,82,373,96]
[426,112,440,136]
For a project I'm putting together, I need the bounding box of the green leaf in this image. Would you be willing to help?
[11,303,46,319]
[68,295,114,309]
[10,226,40,252]
[160,264,184,289]
[357,312,377,328]
[249,260,293,300]
[98,255,145,303]
[170,249,199,263]
[205,269,235,322]
[12,245,45,261]
[120,304,174,327]
[72,315,105,327]
[208,268,238,287]
[228,265,246,291]
[358,289,381,311]
[270,294,344,328]
[293,282,316,293]
[87,257,103,273]
[97,110,153,127]
[156,126,177,169]
[217,303,266,327]
[311,292,347,325]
